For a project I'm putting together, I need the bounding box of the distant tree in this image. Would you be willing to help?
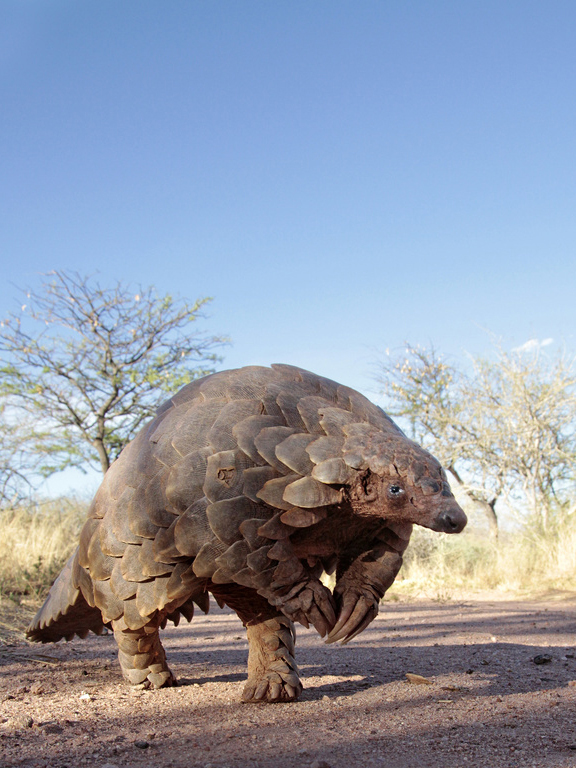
[465,345,576,534]
[375,342,576,536]
[0,401,39,506]
[0,271,227,482]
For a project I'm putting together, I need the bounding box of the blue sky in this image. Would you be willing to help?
[2,1,576,493]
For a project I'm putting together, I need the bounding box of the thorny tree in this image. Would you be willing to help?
[0,271,227,493]
[375,342,576,536]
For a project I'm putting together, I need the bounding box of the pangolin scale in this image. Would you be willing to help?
[27,364,466,702]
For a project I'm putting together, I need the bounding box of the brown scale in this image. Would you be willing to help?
[172,498,214,556]
[27,364,466,701]
[203,449,255,503]
[134,472,176,529]
[274,390,308,431]
[296,395,333,435]
[164,447,212,512]
[242,465,280,503]
[283,475,342,509]
[274,432,316,475]
[232,414,285,465]
[206,496,265,546]
[152,518,187,563]
[253,425,300,472]
[168,402,223,457]
[257,473,302,510]
[206,399,265,452]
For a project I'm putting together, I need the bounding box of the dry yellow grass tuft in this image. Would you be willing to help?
[0,499,87,603]
[391,521,576,600]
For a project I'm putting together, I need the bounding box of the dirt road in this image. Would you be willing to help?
[1,596,575,768]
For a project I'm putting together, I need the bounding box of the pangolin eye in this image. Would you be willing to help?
[388,484,404,497]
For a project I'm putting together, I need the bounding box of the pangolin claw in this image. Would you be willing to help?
[325,594,377,644]
[279,580,337,636]
[242,672,303,703]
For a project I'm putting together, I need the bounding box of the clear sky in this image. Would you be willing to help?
[2,2,576,493]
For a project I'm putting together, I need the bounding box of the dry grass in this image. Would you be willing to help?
[0,498,87,604]
[390,521,576,600]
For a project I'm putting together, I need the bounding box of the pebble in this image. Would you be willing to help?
[42,723,64,735]
[134,739,149,749]
[405,673,433,685]
[10,714,34,729]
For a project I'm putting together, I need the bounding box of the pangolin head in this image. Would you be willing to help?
[341,423,467,534]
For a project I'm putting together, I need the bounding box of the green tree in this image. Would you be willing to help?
[0,271,227,485]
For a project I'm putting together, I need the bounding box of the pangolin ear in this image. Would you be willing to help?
[358,471,379,502]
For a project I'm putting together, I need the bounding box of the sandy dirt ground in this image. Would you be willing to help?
[1,595,576,768]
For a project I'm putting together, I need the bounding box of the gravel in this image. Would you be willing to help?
[1,595,575,767]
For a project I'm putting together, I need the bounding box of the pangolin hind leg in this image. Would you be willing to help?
[112,616,176,689]
[242,616,301,703]
[210,583,302,703]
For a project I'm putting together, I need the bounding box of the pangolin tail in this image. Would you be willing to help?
[26,550,105,643]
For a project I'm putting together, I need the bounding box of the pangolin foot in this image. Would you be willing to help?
[241,668,303,703]
[124,664,177,689]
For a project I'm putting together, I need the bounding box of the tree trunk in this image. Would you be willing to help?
[93,439,110,474]
[447,465,499,539]
[477,499,499,540]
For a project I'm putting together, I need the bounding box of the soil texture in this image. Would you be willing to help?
[1,596,576,768]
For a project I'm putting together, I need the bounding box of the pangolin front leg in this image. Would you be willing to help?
[326,546,404,644]
[210,583,303,703]
[112,616,176,689]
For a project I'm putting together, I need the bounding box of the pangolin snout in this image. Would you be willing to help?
[432,506,467,534]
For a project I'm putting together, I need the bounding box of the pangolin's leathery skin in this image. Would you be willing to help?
[27,364,467,702]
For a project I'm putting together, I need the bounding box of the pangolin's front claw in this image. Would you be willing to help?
[279,580,336,636]
[339,604,378,645]
[325,594,377,644]
[309,583,337,637]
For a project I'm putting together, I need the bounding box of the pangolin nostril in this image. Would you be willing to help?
[447,515,458,530]
[440,508,467,533]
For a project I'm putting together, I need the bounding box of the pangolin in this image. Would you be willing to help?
[27,364,467,702]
